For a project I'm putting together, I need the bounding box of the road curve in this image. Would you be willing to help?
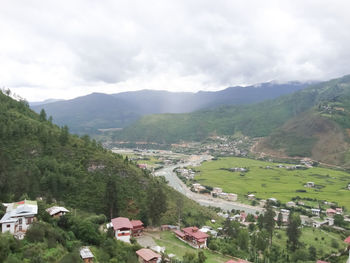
[155,160,264,215]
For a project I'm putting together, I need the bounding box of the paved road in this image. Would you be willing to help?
[155,156,263,215]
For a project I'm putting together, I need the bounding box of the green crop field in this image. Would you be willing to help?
[193,157,350,209]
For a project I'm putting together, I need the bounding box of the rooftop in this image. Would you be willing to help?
[182,227,209,240]
[130,219,143,228]
[46,206,69,216]
[0,200,38,224]
[136,248,160,261]
[111,217,133,230]
[80,247,94,259]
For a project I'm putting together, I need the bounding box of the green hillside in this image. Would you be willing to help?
[0,90,217,262]
[112,75,350,165]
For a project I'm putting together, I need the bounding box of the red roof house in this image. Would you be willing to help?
[316,260,330,263]
[110,217,144,242]
[326,208,336,217]
[131,220,144,237]
[174,227,209,248]
[344,236,350,244]
[136,248,161,263]
[111,217,133,243]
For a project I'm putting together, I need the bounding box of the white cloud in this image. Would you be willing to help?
[1,0,350,101]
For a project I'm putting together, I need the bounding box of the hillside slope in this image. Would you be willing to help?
[0,90,215,226]
[31,82,307,135]
[113,75,350,166]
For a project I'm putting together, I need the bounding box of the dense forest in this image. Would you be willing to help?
[0,90,216,262]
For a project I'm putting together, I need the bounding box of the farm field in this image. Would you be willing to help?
[151,231,232,263]
[193,157,350,209]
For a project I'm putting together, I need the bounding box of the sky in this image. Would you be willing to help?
[1,0,350,101]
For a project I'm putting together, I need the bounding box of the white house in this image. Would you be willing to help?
[227,193,238,201]
[110,217,133,243]
[0,200,37,238]
[305,182,315,188]
[286,201,296,208]
[212,187,223,194]
[247,194,255,200]
[311,208,321,216]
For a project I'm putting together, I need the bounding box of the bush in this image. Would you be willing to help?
[331,239,339,249]
[26,223,45,243]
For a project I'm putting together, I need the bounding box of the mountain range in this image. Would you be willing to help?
[31,82,308,135]
[113,75,350,167]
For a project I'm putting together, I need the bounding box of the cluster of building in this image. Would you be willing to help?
[0,200,70,240]
[176,168,195,180]
[211,187,238,201]
[174,226,209,249]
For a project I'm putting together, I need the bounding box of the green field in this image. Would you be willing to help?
[273,228,345,258]
[193,157,350,209]
[151,231,231,263]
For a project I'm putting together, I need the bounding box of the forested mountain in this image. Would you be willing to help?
[0,89,217,262]
[113,75,350,166]
[31,82,308,135]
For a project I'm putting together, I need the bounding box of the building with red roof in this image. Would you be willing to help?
[111,217,133,243]
[316,260,330,263]
[344,235,350,247]
[136,248,161,263]
[110,217,144,243]
[326,208,336,217]
[131,220,144,237]
[174,226,209,248]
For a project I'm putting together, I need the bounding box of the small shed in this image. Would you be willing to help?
[80,247,94,263]
[136,248,161,263]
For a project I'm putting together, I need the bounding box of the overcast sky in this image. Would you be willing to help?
[1,0,350,101]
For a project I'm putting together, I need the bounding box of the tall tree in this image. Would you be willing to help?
[105,176,118,219]
[39,109,47,122]
[263,203,276,245]
[147,181,167,225]
[277,212,283,228]
[287,212,301,251]
[59,125,69,146]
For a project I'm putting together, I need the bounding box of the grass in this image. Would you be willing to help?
[193,157,350,209]
[273,227,345,258]
[152,231,231,263]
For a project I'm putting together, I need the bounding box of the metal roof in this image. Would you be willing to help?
[0,200,37,224]
[80,247,94,259]
[46,206,69,216]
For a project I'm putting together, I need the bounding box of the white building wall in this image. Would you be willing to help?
[1,222,15,234]
[115,229,131,243]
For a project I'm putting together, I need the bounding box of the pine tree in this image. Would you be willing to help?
[39,109,47,122]
[287,212,301,251]
[263,203,276,245]
[277,212,283,228]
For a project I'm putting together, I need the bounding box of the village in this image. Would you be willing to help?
[1,195,350,263]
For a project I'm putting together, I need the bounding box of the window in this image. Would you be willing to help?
[6,224,10,228]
